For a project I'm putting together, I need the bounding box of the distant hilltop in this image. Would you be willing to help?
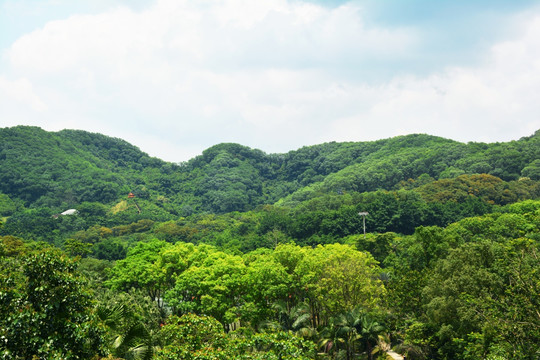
[0,125,538,217]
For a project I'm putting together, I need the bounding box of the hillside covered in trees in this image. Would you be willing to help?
[1,125,539,359]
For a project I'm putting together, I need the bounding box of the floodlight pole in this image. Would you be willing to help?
[358,212,369,240]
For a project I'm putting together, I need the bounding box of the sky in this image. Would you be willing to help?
[1,0,540,162]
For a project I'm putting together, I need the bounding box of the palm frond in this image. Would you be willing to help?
[292,312,311,329]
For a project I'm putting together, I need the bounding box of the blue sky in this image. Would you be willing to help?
[1,0,539,162]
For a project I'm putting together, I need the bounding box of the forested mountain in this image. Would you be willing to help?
[0,126,165,207]
[1,125,539,243]
[1,126,539,215]
[1,125,539,359]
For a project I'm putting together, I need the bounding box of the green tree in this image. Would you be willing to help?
[156,313,315,360]
[96,298,160,360]
[106,239,171,305]
[357,313,385,360]
[297,244,385,319]
[155,313,229,360]
[64,237,92,258]
[241,251,292,326]
[0,248,106,359]
[165,248,247,326]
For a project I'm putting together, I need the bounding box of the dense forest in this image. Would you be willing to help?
[1,126,539,359]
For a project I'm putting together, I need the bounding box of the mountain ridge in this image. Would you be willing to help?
[0,126,538,215]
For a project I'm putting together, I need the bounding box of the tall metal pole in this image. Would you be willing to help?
[358,212,369,240]
[363,215,366,239]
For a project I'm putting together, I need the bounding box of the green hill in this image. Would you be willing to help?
[0,126,539,217]
[0,126,166,209]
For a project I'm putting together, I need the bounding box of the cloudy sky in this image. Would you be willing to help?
[1,0,539,162]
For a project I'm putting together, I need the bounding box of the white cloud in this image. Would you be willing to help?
[325,15,540,143]
[1,0,539,161]
[0,76,47,112]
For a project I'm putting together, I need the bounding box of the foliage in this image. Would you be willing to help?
[386,200,540,359]
[0,247,107,359]
[166,247,247,325]
[155,313,315,360]
[106,239,171,303]
[96,288,163,360]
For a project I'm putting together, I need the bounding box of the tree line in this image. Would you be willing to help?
[1,126,538,215]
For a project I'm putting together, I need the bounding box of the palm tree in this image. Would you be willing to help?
[333,307,365,360]
[317,308,363,360]
[318,320,342,359]
[358,314,385,360]
[319,308,386,360]
[260,300,316,335]
[97,303,160,360]
[124,327,160,360]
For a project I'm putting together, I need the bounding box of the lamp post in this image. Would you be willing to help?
[358,212,369,240]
